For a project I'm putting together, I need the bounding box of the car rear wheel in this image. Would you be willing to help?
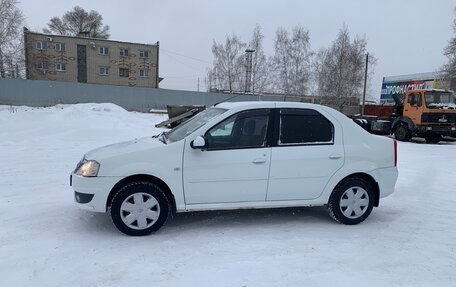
[328,178,374,225]
[111,181,169,236]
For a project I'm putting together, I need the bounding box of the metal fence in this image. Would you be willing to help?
[0,78,360,114]
[0,79,281,111]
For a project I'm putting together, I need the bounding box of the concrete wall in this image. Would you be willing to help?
[0,78,287,111]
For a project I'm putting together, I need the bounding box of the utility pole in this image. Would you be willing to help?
[361,53,369,115]
[244,49,255,93]
[197,77,200,92]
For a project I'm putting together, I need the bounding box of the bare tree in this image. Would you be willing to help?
[43,6,110,39]
[271,25,312,97]
[442,8,456,78]
[0,0,24,78]
[207,34,246,92]
[314,26,376,110]
[248,24,269,93]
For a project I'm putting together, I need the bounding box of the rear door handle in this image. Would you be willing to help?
[329,154,342,160]
[252,158,267,164]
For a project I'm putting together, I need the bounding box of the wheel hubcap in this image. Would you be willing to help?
[339,187,369,219]
[120,193,160,230]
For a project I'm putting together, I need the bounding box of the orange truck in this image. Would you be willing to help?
[354,89,456,143]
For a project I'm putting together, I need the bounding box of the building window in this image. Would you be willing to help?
[139,50,149,58]
[55,43,65,52]
[99,47,109,55]
[139,68,149,78]
[119,49,129,57]
[119,68,129,77]
[56,63,66,71]
[35,62,49,72]
[100,67,109,75]
[36,41,47,50]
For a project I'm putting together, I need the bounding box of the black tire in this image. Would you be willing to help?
[328,178,375,225]
[110,181,169,236]
[394,124,411,142]
[424,135,442,144]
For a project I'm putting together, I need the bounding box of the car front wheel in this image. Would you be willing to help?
[328,178,374,225]
[110,181,169,236]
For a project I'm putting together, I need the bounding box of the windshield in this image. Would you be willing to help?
[425,91,456,108]
[166,107,227,142]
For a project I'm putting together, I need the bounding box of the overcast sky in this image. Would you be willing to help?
[18,0,456,99]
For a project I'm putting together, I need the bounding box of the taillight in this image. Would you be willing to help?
[393,139,397,166]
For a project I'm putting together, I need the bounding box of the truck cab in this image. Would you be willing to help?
[399,89,456,142]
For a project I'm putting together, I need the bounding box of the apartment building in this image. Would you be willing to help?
[24,29,160,88]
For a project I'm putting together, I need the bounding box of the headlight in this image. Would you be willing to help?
[75,159,100,177]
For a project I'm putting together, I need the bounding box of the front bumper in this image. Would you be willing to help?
[417,124,456,136]
[70,173,123,212]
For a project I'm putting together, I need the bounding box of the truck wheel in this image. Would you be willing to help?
[394,124,411,142]
[111,181,169,236]
[328,178,375,225]
[425,135,442,144]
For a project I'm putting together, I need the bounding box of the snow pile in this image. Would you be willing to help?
[0,103,455,287]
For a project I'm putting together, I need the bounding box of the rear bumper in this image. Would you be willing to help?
[368,167,398,198]
[70,174,122,212]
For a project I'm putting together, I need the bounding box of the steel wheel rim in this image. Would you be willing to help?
[120,193,160,230]
[339,187,369,219]
[396,127,406,139]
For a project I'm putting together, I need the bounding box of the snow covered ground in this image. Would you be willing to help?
[0,103,455,287]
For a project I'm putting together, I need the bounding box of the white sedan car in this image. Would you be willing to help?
[71,101,398,236]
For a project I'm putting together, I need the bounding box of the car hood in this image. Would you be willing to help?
[84,136,164,161]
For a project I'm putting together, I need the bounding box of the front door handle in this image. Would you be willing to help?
[252,158,267,164]
[329,154,342,160]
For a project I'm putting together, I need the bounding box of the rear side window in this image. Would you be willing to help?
[279,109,334,145]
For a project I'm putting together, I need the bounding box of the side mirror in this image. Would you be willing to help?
[191,135,206,149]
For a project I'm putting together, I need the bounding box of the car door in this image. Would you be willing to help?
[183,109,272,204]
[266,106,344,201]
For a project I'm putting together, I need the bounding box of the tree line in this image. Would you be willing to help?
[207,24,376,109]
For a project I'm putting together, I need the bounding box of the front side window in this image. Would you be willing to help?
[408,93,417,105]
[55,43,65,52]
[166,108,227,142]
[279,109,333,145]
[119,68,129,77]
[205,109,270,150]
[119,49,129,57]
[56,63,66,71]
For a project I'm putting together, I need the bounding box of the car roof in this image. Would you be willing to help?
[215,101,323,110]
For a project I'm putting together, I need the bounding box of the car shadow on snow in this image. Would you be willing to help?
[76,206,400,236]
[167,206,332,229]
